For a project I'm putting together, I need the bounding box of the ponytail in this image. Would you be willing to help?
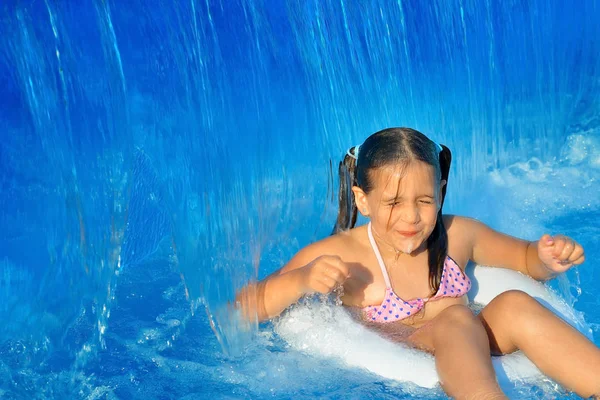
[438,144,451,208]
[332,146,359,234]
[427,144,452,294]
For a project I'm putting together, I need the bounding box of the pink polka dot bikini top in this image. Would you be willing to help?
[363,222,471,323]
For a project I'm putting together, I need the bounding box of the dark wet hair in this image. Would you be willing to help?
[332,127,452,295]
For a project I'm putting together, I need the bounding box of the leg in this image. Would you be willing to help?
[479,290,600,398]
[407,305,507,399]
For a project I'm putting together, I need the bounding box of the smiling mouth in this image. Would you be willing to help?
[397,231,418,237]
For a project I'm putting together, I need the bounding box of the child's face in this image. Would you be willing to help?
[364,160,442,254]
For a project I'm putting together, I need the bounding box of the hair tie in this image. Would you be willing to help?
[347,144,360,160]
[436,143,443,153]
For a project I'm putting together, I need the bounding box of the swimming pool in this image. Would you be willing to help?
[1,1,599,398]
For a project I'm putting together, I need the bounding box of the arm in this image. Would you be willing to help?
[237,267,307,322]
[452,217,584,281]
[236,242,350,322]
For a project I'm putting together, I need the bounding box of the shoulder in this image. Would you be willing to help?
[279,225,367,274]
[444,214,485,238]
[293,234,347,263]
[442,215,486,266]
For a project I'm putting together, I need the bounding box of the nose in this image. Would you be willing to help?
[400,204,420,224]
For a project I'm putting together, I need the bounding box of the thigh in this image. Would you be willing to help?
[406,304,479,353]
[405,319,437,353]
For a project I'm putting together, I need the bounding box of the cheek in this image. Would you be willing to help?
[419,206,440,230]
[373,204,392,218]
[371,208,396,232]
[423,206,439,221]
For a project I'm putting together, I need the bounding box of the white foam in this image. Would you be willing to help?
[274,266,590,389]
[275,300,439,388]
[477,131,600,243]
[489,133,600,208]
[560,133,600,168]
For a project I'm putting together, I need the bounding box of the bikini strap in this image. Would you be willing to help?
[367,222,392,288]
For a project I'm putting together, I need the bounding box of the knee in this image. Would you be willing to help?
[489,290,548,335]
[491,290,540,313]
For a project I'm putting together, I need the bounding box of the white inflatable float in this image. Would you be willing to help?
[274,265,590,389]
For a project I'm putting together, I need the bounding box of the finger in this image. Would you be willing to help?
[558,239,576,261]
[322,254,342,263]
[311,279,331,294]
[539,234,554,249]
[313,282,331,294]
[324,267,343,283]
[329,259,350,278]
[317,276,338,291]
[553,260,572,271]
[566,245,584,263]
[551,236,566,258]
[571,254,585,266]
[326,265,351,284]
[317,255,341,268]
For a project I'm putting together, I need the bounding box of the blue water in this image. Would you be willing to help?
[1,1,599,398]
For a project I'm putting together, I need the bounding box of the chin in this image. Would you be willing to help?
[395,237,426,254]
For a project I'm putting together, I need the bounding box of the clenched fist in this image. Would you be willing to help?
[299,255,351,295]
[538,234,585,274]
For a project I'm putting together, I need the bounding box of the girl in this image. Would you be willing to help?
[238,127,599,399]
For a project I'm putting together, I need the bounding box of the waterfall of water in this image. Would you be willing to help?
[0,2,598,397]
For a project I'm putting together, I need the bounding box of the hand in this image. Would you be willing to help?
[537,234,585,273]
[300,255,350,295]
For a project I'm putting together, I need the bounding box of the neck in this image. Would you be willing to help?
[370,225,427,262]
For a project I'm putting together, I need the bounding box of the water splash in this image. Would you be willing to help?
[0,1,599,398]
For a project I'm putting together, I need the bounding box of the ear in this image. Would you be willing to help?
[352,186,370,216]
